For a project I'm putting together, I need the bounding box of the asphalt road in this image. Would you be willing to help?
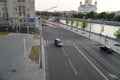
[43,24,120,80]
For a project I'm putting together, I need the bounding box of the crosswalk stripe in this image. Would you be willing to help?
[44,41,46,44]
[52,40,54,44]
[49,40,52,44]
[44,40,98,47]
[46,40,49,44]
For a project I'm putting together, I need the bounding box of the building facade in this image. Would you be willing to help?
[78,0,97,14]
[0,0,7,24]
[0,0,35,25]
[7,0,35,26]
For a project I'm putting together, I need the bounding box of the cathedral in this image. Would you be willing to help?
[78,0,97,14]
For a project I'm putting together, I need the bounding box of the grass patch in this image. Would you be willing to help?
[0,32,9,38]
[33,35,40,39]
[29,45,40,63]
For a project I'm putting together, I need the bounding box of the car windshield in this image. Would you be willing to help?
[57,40,61,43]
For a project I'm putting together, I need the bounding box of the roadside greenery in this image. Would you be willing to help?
[36,11,120,22]
[72,11,120,22]
[75,19,80,31]
[0,32,9,38]
[65,18,70,28]
[70,18,74,30]
[81,20,88,30]
[81,20,88,33]
[29,45,39,63]
[65,18,69,25]
[114,28,120,46]
[33,35,40,39]
[41,16,49,20]
[53,17,60,23]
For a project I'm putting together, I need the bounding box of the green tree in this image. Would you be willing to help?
[114,28,120,46]
[70,18,74,30]
[114,15,120,22]
[86,11,98,19]
[72,14,78,18]
[65,18,70,28]
[65,18,69,25]
[78,13,85,18]
[41,16,49,20]
[70,18,74,25]
[75,19,80,31]
[107,12,115,21]
[98,12,108,20]
[53,17,60,23]
[81,20,88,33]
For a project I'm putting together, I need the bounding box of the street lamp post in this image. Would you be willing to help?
[39,6,58,68]
[39,17,42,68]
[89,23,92,37]
[99,23,105,42]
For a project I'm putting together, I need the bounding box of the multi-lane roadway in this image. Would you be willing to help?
[43,24,120,80]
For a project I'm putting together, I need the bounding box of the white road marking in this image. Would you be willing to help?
[62,48,78,76]
[74,45,109,80]
[70,40,73,44]
[49,40,52,44]
[46,40,49,44]
[68,40,71,43]
[62,48,68,57]
[68,59,78,76]
[64,40,68,43]
[23,38,27,60]
[44,41,46,44]
[52,40,54,44]
[108,72,120,79]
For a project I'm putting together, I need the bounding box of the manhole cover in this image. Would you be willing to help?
[11,69,18,72]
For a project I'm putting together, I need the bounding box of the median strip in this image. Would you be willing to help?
[33,35,40,39]
[0,32,9,38]
[29,45,40,63]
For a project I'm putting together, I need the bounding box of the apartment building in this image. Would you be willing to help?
[0,0,35,26]
[0,0,6,24]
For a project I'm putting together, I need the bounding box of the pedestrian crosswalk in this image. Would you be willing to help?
[44,40,98,47]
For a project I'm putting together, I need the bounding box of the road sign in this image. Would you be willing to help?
[29,18,35,23]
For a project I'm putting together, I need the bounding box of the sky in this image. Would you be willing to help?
[35,0,120,13]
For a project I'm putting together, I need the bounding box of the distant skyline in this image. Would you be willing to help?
[35,0,120,13]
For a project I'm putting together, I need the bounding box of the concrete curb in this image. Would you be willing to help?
[41,37,46,80]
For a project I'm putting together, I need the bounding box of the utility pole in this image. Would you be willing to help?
[39,6,58,68]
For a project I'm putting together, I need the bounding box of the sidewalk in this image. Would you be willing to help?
[6,34,43,80]
[60,23,120,54]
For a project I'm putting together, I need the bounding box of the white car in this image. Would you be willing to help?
[54,38,63,47]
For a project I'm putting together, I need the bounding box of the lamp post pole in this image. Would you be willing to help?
[39,16,43,68]
[99,23,105,42]
[39,6,58,68]
[88,19,92,37]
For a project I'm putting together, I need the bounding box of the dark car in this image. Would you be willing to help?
[100,46,113,54]
[54,38,63,47]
